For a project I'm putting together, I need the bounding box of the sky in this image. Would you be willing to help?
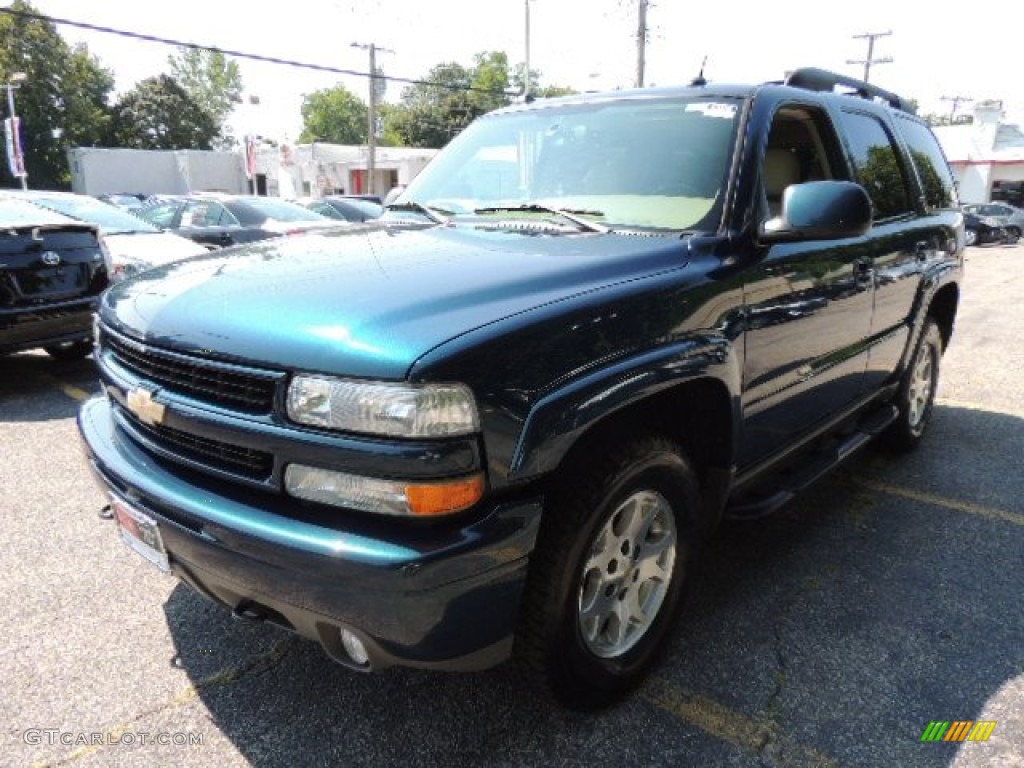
[10,0,1024,143]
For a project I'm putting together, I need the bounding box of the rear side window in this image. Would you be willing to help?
[837,110,912,221]
[894,116,959,210]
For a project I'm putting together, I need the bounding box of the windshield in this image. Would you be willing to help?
[400,96,742,231]
[234,197,330,223]
[28,194,160,235]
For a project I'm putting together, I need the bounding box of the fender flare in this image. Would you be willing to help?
[508,335,741,483]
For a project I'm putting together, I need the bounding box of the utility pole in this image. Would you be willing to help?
[847,30,892,83]
[523,0,531,98]
[351,42,393,197]
[941,95,973,121]
[636,0,649,88]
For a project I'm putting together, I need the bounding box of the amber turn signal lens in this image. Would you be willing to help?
[406,474,485,516]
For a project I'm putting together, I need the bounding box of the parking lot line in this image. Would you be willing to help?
[859,481,1024,527]
[57,382,91,402]
[27,369,92,403]
[643,678,839,767]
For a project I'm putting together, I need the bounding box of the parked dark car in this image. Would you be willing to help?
[296,196,384,223]
[1,198,109,359]
[135,194,343,249]
[78,68,963,709]
[963,202,1023,242]
[95,193,148,213]
[962,210,1008,246]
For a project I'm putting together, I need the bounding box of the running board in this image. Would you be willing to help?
[725,403,898,520]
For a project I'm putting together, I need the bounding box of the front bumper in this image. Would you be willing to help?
[78,395,543,671]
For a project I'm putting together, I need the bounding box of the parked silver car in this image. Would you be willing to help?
[963,202,1024,241]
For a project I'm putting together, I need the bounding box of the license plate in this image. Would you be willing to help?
[111,495,170,572]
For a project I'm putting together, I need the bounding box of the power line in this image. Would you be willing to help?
[847,30,892,84]
[0,7,510,97]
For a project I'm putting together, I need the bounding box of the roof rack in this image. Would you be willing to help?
[783,67,916,114]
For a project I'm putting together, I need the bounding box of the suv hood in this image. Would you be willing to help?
[100,224,688,379]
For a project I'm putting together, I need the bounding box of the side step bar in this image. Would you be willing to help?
[725,403,898,520]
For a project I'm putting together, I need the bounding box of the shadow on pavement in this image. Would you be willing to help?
[160,403,1022,767]
[0,351,100,422]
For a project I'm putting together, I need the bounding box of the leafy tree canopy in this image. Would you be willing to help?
[0,0,114,188]
[386,52,577,148]
[106,75,217,150]
[298,84,367,145]
[168,46,243,148]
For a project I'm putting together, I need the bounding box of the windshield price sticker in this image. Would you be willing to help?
[685,102,737,119]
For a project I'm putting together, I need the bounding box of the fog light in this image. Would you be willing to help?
[341,628,369,666]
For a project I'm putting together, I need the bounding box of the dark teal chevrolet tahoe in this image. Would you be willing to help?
[78,68,964,709]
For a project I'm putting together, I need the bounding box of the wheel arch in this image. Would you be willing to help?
[511,357,739,533]
[927,282,959,350]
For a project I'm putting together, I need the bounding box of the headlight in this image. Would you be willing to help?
[287,375,479,437]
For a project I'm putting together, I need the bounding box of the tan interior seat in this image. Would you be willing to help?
[764,149,801,216]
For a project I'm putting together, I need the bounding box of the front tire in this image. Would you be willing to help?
[965,228,978,247]
[881,319,943,452]
[514,436,701,709]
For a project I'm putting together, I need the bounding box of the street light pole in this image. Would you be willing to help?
[5,72,28,190]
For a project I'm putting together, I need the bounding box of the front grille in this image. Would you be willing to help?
[104,329,279,413]
[127,416,274,480]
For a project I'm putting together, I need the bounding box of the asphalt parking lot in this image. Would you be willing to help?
[2,242,1022,768]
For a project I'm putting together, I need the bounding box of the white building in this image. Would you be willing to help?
[67,143,439,200]
[933,101,1024,205]
[252,142,438,199]
[67,147,248,196]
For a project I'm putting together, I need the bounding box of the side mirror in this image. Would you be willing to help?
[761,181,872,242]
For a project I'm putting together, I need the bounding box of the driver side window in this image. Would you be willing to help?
[763,106,847,217]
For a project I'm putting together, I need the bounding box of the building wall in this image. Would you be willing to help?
[67,148,248,196]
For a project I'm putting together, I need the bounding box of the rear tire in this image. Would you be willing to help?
[881,319,943,452]
[44,340,93,361]
[514,436,701,709]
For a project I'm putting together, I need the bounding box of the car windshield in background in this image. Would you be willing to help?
[0,198,83,227]
[235,197,331,223]
[399,96,742,232]
[28,195,161,235]
[336,198,384,218]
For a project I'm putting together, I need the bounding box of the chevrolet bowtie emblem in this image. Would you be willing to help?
[125,387,166,426]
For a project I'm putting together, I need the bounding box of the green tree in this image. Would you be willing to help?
[385,52,577,148]
[391,61,477,148]
[106,75,217,150]
[168,47,243,148]
[469,51,512,114]
[298,84,367,144]
[0,0,114,188]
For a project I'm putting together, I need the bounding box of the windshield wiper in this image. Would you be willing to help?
[384,201,451,225]
[473,203,609,233]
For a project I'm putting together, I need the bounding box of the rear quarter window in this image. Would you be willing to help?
[894,116,959,210]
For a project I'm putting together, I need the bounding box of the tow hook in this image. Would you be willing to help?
[98,504,114,520]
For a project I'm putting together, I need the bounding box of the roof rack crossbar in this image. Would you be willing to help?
[783,67,916,114]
